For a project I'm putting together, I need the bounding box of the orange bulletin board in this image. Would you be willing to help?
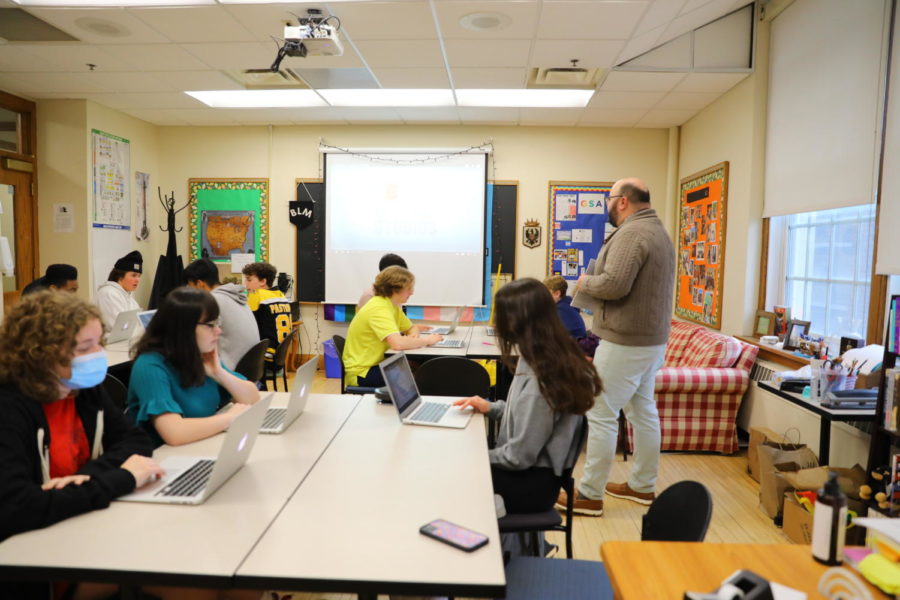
[675,162,728,329]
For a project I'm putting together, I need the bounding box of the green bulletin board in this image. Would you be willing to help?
[188,179,269,262]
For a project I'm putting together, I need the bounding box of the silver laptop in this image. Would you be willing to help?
[137,309,157,329]
[424,307,464,335]
[259,354,318,434]
[378,353,472,429]
[116,393,272,505]
[432,338,465,349]
[106,309,141,344]
[485,326,496,336]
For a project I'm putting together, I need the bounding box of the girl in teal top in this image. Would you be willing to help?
[127,286,259,446]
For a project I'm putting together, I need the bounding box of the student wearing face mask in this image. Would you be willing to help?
[0,292,162,597]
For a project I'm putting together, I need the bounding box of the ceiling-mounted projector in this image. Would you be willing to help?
[284,21,343,57]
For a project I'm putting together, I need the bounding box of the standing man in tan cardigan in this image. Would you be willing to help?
[557,177,675,516]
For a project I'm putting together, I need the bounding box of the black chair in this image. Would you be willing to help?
[503,556,613,600]
[497,416,588,559]
[100,373,128,413]
[233,339,269,385]
[264,328,298,392]
[414,356,491,398]
[331,334,379,395]
[641,480,713,542]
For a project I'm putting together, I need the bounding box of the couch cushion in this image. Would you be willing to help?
[664,320,697,367]
[682,328,743,368]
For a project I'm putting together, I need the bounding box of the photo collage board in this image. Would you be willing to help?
[546,181,613,288]
[675,162,729,329]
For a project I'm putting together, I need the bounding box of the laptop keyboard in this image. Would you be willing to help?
[411,402,449,423]
[262,408,286,430]
[435,339,465,348]
[156,459,215,498]
[485,327,495,336]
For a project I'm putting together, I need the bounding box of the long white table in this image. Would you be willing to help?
[0,393,359,588]
[235,398,505,598]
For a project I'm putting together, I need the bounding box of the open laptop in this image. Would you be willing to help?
[116,393,272,505]
[137,309,157,329]
[259,354,318,434]
[423,307,464,335]
[378,353,472,429]
[432,337,465,349]
[106,309,141,344]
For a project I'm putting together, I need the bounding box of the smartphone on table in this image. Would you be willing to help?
[419,519,489,552]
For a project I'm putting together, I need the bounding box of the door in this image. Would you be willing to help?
[0,168,37,313]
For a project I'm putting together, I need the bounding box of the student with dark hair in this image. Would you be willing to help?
[22,264,79,296]
[454,278,601,515]
[357,252,408,310]
[95,250,143,330]
[127,286,259,447]
[343,266,441,387]
[241,261,292,361]
[184,258,260,370]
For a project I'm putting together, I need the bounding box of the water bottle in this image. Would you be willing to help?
[812,471,847,565]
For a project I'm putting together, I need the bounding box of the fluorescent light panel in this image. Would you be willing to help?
[457,89,594,108]
[186,90,327,108]
[319,89,454,107]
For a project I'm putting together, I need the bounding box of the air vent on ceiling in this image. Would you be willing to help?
[0,8,78,42]
[224,69,309,90]
[527,67,605,89]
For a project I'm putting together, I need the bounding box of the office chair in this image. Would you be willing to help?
[331,335,379,395]
[502,556,614,600]
[413,356,491,398]
[497,416,588,559]
[641,480,713,542]
[234,339,269,385]
[264,328,298,392]
[100,373,128,413]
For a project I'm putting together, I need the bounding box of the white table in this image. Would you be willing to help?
[235,398,506,598]
[0,393,359,588]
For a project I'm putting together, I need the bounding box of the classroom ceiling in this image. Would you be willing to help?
[0,0,753,127]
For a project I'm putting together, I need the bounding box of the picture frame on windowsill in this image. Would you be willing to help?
[754,310,777,338]
[782,320,812,352]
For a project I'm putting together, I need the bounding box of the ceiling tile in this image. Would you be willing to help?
[0,45,57,72]
[681,0,715,13]
[616,25,665,64]
[654,91,718,110]
[25,8,170,44]
[396,107,461,123]
[87,71,174,93]
[352,40,445,68]
[370,68,450,88]
[452,67,526,88]
[518,107,581,126]
[179,42,279,71]
[10,71,112,93]
[537,2,649,40]
[100,44,210,71]
[601,70,686,92]
[579,107,647,126]
[444,39,531,68]
[219,4,319,43]
[672,71,748,92]
[634,0,686,36]
[295,67,379,89]
[531,40,623,68]
[436,1,539,40]
[332,2,437,40]
[121,108,190,126]
[129,7,256,44]
[164,108,240,125]
[278,50,366,70]
[10,44,135,73]
[332,107,404,123]
[0,73,38,96]
[214,107,304,125]
[635,107,696,126]
[660,0,733,45]
[78,91,203,110]
[587,90,665,109]
[150,70,243,92]
[457,106,520,124]
[290,107,349,124]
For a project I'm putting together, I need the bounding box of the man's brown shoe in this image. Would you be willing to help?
[605,481,655,505]
[555,489,604,516]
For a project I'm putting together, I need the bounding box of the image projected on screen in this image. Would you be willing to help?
[325,152,487,307]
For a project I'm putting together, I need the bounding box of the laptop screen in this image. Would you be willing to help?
[138,310,157,329]
[380,355,419,413]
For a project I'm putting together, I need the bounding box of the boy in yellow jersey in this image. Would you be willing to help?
[242,262,292,359]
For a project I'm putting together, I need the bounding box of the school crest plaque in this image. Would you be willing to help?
[523,219,541,249]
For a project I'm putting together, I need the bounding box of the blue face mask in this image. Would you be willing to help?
[58,350,108,390]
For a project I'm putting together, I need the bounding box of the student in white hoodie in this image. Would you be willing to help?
[95,251,143,331]
[184,258,260,370]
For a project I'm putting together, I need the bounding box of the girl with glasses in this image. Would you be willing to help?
[128,286,260,447]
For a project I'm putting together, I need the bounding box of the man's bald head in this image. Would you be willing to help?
[613,177,651,205]
[607,177,651,227]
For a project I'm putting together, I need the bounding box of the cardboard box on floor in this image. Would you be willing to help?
[782,492,866,546]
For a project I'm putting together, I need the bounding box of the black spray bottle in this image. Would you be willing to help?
[812,471,847,565]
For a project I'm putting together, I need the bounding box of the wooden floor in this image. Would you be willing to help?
[274,371,788,600]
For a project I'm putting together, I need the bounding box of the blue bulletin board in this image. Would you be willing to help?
[546,181,613,284]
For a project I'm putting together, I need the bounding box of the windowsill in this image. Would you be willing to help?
[735,335,811,369]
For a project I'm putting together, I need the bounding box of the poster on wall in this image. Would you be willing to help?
[546,181,613,289]
[188,179,269,263]
[91,129,130,230]
[675,162,728,330]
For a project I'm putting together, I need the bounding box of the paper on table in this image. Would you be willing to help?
[571,258,599,313]
[853,518,900,542]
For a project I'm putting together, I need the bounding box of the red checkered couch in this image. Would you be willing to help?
[626,320,758,454]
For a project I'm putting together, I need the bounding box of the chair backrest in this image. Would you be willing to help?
[101,373,128,413]
[414,356,491,398]
[271,328,298,368]
[332,334,348,394]
[234,339,269,383]
[641,480,712,542]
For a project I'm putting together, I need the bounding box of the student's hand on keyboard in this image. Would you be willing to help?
[423,334,443,346]
[42,474,91,490]
[121,455,165,489]
[223,402,250,425]
[453,395,490,414]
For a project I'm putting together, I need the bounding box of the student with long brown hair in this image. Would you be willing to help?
[454,278,601,514]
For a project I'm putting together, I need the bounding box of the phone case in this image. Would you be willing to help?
[420,519,489,552]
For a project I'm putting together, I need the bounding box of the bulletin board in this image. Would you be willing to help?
[675,162,728,329]
[546,181,612,283]
[188,179,269,263]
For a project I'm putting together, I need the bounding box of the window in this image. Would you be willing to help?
[768,204,876,339]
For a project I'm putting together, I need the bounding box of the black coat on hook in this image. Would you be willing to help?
[148,189,189,309]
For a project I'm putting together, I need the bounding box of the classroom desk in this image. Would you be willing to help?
[106,339,134,367]
[0,393,359,589]
[465,325,501,359]
[600,541,881,599]
[235,397,506,598]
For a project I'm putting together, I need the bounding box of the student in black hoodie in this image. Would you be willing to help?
[0,292,162,598]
